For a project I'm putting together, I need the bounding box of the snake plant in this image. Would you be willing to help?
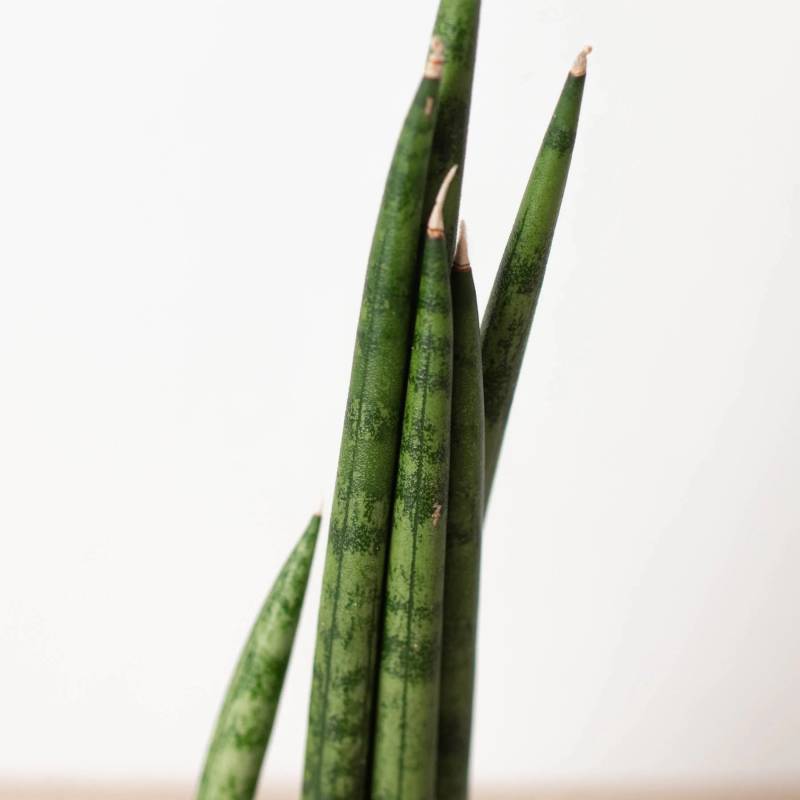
[197,4,589,798]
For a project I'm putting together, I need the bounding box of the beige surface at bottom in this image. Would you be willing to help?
[2,786,800,800]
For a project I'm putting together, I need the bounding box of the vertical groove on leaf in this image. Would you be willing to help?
[371,175,455,800]
[302,43,443,800]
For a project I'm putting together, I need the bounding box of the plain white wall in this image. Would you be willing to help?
[1,0,799,788]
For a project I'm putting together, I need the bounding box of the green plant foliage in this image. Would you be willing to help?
[425,0,482,262]
[302,43,444,800]
[481,58,589,503]
[198,9,591,797]
[371,171,456,800]
[197,514,321,800]
[436,228,484,800]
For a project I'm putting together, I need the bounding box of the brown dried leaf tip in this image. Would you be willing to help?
[453,220,471,272]
[427,164,459,238]
[570,45,593,77]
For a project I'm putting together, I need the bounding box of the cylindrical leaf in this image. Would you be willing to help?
[303,40,445,800]
[425,0,482,262]
[371,169,457,800]
[437,226,484,800]
[198,514,321,800]
[481,49,590,503]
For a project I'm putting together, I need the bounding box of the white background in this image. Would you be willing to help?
[2,0,799,790]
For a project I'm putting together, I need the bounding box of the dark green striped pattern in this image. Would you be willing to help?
[371,223,454,800]
[425,0,481,261]
[436,258,484,800]
[302,69,442,800]
[481,69,587,502]
[197,514,321,800]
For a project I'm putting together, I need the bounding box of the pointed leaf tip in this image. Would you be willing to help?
[570,45,593,76]
[427,165,459,238]
[453,220,471,271]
